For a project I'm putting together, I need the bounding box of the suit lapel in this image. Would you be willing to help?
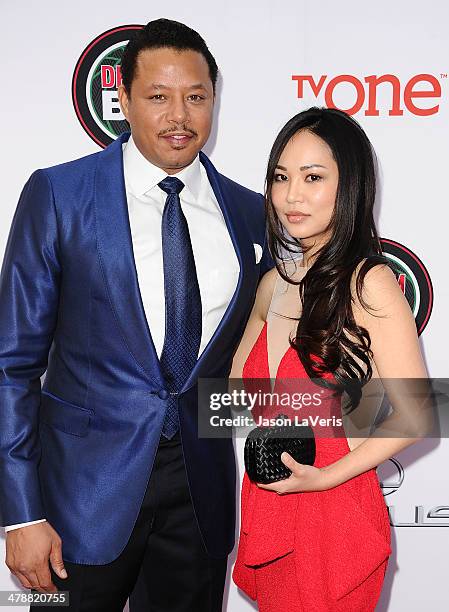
[182,152,255,391]
[94,137,254,390]
[94,132,164,386]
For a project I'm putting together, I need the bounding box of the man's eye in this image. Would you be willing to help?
[306,174,322,182]
[188,94,205,101]
[149,95,166,101]
[274,173,288,182]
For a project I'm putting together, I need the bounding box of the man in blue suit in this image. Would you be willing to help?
[0,18,271,612]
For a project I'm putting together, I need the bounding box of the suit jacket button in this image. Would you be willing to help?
[158,389,169,400]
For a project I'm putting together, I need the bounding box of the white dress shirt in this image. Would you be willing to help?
[5,135,239,532]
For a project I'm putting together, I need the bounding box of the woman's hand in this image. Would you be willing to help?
[256,452,333,494]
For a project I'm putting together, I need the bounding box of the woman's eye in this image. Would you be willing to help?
[274,173,288,182]
[306,174,322,182]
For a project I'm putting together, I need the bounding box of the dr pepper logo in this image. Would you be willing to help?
[381,238,433,335]
[72,25,143,148]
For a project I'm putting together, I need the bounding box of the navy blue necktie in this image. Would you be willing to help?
[158,176,202,439]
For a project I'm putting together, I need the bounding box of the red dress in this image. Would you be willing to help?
[232,321,392,612]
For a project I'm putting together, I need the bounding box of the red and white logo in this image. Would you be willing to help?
[292,73,444,116]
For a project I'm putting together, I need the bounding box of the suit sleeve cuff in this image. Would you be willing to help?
[4,519,47,532]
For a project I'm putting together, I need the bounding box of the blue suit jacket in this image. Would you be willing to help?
[0,132,272,563]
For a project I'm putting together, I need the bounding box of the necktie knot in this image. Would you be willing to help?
[158,176,185,196]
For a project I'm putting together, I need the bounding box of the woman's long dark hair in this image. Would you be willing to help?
[266,107,389,411]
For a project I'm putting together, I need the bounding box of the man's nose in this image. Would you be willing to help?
[166,96,190,125]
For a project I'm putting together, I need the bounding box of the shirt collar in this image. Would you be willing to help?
[123,134,202,201]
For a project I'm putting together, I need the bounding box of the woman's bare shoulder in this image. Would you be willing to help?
[229,267,278,378]
[255,267,279,320]
[351,260,405,320]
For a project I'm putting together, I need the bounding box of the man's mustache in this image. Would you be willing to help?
[158,127,198,137]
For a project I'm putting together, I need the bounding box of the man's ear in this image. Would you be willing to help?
[117,84,130,121]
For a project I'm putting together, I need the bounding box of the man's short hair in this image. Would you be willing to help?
[121,18,219,95]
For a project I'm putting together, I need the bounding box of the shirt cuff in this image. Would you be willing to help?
[4,519,47,532]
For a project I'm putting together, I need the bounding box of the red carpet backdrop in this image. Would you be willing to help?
[1,1,448,610]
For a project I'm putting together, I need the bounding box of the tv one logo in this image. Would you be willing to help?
[292,73,446,116]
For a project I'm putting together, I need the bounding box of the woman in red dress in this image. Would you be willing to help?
[231,107,429,611]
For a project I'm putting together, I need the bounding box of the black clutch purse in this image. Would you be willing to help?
[244,414,316,484]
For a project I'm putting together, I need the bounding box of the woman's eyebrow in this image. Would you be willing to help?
[275,164,327,171]
[300,164,327,171]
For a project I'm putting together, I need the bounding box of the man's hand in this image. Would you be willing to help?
[5,522,67,592]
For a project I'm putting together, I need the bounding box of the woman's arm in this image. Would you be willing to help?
[258,263,432,494]
[229,268,278,378]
